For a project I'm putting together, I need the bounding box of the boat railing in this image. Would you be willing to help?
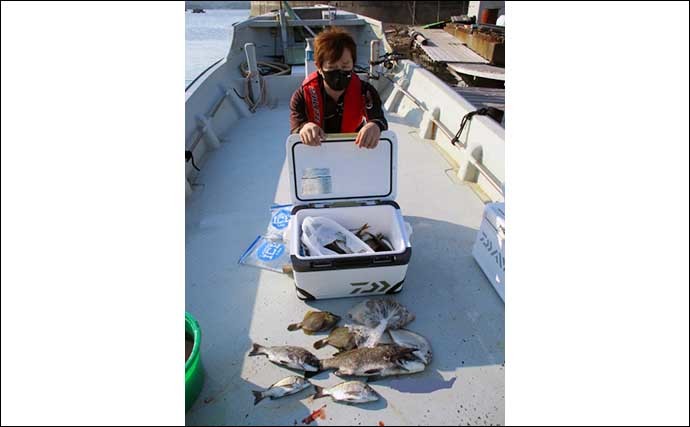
[185,58,223,93]
[185,83,235,195]
[379,71,505,197]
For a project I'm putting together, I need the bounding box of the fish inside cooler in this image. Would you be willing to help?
[290,203,409,260]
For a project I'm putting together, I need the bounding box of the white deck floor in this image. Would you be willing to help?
[185,105,505,426]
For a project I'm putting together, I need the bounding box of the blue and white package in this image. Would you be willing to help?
[238,235,291,273]
[266,204,292,239]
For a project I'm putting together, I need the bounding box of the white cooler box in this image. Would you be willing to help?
[286,131,412,301]
[472,202,505,301]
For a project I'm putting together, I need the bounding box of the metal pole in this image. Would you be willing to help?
[282,0,316,37]
[369,40,381,76]
[383,75,455,143]
[244,43,261,105]
[278,1,289,59]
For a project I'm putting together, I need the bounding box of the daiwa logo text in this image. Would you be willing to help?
[350,281,391,294]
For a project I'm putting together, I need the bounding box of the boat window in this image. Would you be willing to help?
[293,26,325,43]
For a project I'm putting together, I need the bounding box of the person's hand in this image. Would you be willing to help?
[355,122,381,149]
[299,122,325,146]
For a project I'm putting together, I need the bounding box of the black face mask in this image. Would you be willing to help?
[321,69,352,91]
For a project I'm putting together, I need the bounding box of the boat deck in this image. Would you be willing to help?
[185,104,505,425]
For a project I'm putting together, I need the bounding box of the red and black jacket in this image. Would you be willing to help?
[289,71,388,134]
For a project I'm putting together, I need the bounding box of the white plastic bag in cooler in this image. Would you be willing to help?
[300,216,374,257]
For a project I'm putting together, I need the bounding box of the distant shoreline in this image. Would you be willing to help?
[185,1,250,10]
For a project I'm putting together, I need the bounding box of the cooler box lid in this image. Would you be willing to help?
[286,131,398,205]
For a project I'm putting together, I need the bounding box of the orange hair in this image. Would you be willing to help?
[313,27,357,68]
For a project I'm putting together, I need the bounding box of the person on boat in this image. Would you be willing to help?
[289,27,388,149]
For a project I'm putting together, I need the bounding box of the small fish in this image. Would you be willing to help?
[313,381,380,404]
[302,404,327,425]
[249,343,321,372]
[321,231,352,254]
[388,329,433,365]
[314,325,394,356]
[288,311,341,335]
[351,223,393,252]
[362,232,393,252]
[314,325,391,354]
[320,344,416,377]
[313,327,357,351]
[251,376,312,405]
[352,223,370,239]
[375,234,394,252]
[324,240,350,254]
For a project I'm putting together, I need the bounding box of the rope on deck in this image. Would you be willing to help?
[450,107,504,146]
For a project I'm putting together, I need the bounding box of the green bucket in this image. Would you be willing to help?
[185,312,205,412]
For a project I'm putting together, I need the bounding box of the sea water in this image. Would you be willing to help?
[185,9,249,87]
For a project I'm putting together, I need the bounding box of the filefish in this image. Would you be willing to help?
[320,344,417,377]
[314,325,393,353]
[288,311,341,335]
[312,381,380,404]
[313,327,357,351]
[251,376,312,405]
[249,343,321,372]
[388,329,433,365]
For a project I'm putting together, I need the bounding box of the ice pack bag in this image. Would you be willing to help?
[238,236,291,273]
[266,204,292,240]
